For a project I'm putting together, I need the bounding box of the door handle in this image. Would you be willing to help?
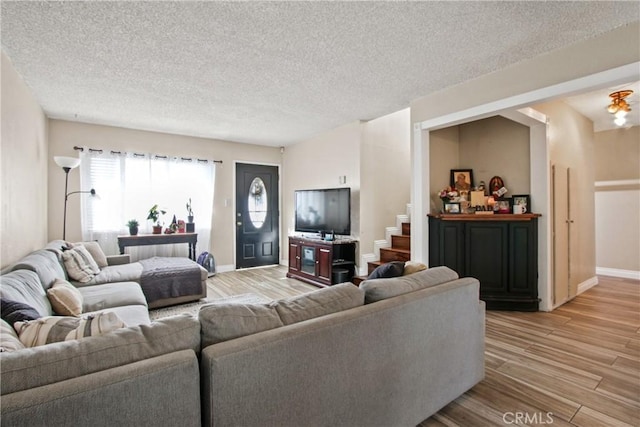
[237,222,242,226]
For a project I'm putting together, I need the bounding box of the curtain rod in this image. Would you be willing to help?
[73,146,223,164]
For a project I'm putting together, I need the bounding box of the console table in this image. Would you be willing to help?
[428,214,540,311]
[117,233,198,261]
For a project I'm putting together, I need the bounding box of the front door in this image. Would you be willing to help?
[235,163,279,269]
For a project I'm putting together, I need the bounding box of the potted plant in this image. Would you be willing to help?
[147,204,166,234]
[126,219,139,236]
[186,198,194,223]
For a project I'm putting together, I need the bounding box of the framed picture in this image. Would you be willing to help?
[450,169,474,195]
[444,202,461,214]
[496,199,512,214]
[512,194,530,213]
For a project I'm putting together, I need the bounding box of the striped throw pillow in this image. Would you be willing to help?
[14,312,125,347]
[62,245,100,283]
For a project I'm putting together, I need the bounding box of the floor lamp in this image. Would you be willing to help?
[54,156,96,240]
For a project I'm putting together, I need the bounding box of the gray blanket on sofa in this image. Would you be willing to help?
[139,257,202,303]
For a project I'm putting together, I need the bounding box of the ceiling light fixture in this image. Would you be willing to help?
[607,90,633,126]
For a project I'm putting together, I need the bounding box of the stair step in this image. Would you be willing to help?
[367,261,383,275]
[352,276,367,286]
[391,234,410,251]
[380,247,411,263]
[402,222,411,236]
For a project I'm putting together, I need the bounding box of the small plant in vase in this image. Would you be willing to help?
[126,219,139,236]
[147,204,166,234]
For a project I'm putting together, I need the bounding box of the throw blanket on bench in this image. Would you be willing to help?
[139,257,202,304]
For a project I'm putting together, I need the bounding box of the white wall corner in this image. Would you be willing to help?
[396,215,409,230]
[360,253,377,276]
[595,267,640,281]
[373,239,390,258]
[406,204,412,221]
[385,227,399,243]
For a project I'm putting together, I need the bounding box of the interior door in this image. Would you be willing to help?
[552,164,572,306]
[235,163,279,269]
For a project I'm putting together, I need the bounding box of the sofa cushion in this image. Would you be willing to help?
[74,241,109,269]
[47,279,83,316]
[1,299,41,326]
[0,270,52,316]
[367,261,405,279]
[199,299,283,347]
[275,283,365,325]
[360,266,459,303]
[0,319,25,352]
[10,249,66,289]
[403,261,428,276]
[0,314,200,395]
[79,281,148,312]
[62,245,101,283]
[75,262,144,287]
[84,305,150,328]
[15,312,125,347]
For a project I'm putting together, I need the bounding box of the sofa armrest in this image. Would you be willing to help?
[107,254,130,266]
[1,350,201,427]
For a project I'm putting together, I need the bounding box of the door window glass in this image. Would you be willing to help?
[248,177,267,228]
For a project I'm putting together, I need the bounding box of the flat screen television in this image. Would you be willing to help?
[294,187,351,236]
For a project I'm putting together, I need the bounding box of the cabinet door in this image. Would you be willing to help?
[439,222,465,275]
[300,245,317,276]
[465,222,508,295]
[509,222,537,296]
[317,247,332,282]
[288,241,300,272]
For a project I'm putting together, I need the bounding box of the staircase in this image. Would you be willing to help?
[353,221,411,286]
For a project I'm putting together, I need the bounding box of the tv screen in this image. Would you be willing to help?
[295,188,351,236]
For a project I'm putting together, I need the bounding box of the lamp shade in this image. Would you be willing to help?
[54,156,80,169]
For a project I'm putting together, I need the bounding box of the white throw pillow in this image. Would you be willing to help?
[74,241,108,269]
[62,245,100,283]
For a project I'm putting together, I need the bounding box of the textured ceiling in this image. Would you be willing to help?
[1,1,639,146]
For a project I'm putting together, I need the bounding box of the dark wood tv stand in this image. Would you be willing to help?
[287,236,357,287]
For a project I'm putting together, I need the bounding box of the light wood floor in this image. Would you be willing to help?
[206,268,640,426]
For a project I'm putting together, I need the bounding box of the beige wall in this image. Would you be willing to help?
[532,100,597,289]
[428,127,459,211]
[459,116,530,196]
[594,126,640,181]
[428,117,530,211]
[47,120,281,268]
[359,108,410,260]
[1,51,49,267]
[281,121,361,262]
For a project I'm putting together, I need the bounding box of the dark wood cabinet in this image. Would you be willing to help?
[429,214,539,311]
[287,237,356,287]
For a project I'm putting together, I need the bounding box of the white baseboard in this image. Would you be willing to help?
[216,264,235,273]
[596,267,640,281]
[577,276,599,295]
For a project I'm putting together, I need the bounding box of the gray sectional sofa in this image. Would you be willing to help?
[1,251,485,426]
[199,267,485,426]
[0,243,203,426]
